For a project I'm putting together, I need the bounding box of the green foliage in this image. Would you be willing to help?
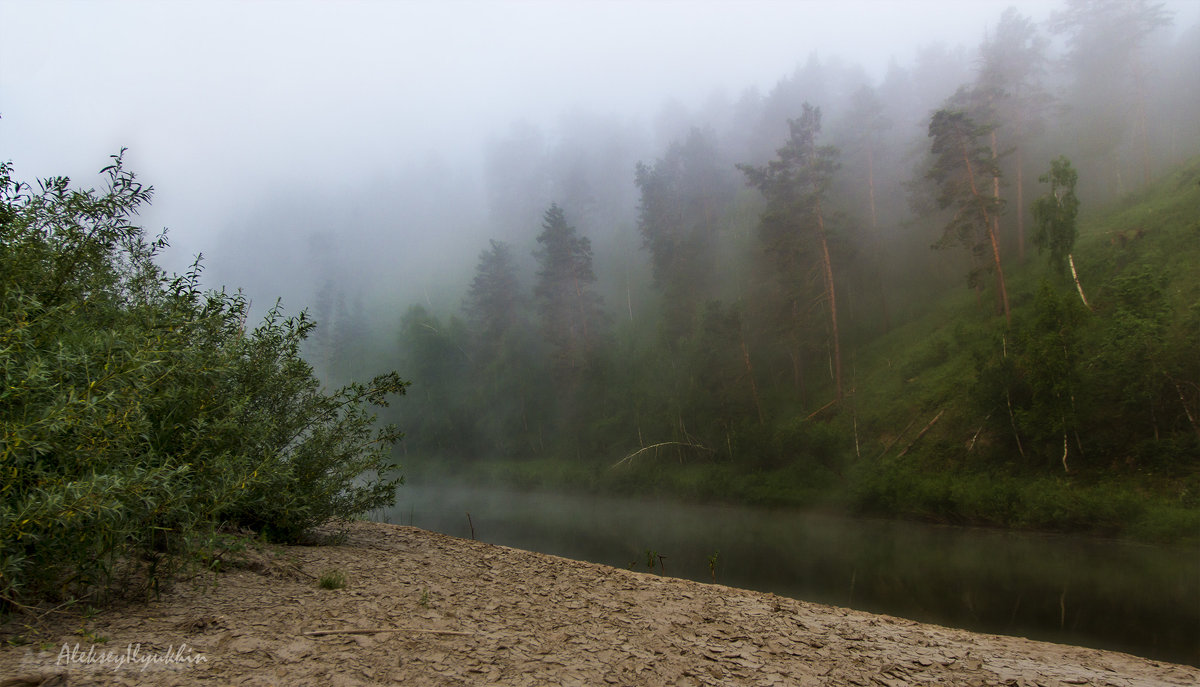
[926,109,1003,251]
[0,154,407,608]
[1031,156,1080,275]
[707,550,720,583]
[978,281,1087,467]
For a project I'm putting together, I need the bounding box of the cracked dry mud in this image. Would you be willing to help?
[2,520,1196,686]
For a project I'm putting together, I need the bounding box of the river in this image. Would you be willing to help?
[378,482,1199,666]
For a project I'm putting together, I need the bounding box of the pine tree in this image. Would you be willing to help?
[977,7,1051,262]
[927,108,1011,325]
[739,104,844,401]
[463,239,523,359]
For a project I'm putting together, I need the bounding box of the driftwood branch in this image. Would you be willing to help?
[1170,378,1200,441]
[611,442,713,469]
[805,398,839,419]
[877,416,919,460]
[967,412,993,452]
[897,410,944,457]
[303,628,475,637]
[1006,389,1026,459]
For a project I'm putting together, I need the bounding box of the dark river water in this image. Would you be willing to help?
[377,482,1199,666]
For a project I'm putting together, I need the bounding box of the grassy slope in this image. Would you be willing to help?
[845,158,1200,541]
[435,159,1200,543]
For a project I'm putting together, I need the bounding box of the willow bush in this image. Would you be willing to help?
[0,152,407,609]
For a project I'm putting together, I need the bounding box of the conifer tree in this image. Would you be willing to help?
[533,203,606,377]
[463,239,523,359]
[977,7,1051,262]
[739,104,844,401]
[634,128,733,344]
[927,108,1011,324]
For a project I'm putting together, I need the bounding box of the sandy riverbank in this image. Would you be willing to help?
[1,520,1195,686]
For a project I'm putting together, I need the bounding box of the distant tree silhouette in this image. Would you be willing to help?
[533,204,606,378]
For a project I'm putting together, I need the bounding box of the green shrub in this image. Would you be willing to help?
[0,153,407,609]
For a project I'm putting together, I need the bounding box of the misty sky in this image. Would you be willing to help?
[3,0,1198,304]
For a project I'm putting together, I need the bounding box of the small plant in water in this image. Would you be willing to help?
[318,569,348,590]
[708,550,720,583]
[643,549,667,575]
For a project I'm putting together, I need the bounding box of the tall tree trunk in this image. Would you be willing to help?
[573,274,588,342]
[961,136,1011,325]
[816,203,843,401]
[868,144,891,332]
[1134,55,1152,187]
[987,218,1011,325]
[1016,147,1025,263]
[740,335,765,425]
[990,131,1008,320]
[1013,104,1027,264]
[867,146,878,231]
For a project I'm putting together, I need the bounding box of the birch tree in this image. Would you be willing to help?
[1032,156,1090,309]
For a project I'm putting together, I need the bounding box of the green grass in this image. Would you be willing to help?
[317,569,348,590]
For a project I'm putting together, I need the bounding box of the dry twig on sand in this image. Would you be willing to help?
[303,627,475,637]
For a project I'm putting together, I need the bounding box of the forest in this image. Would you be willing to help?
[2,0,1198,618]
[291,1,1200,540]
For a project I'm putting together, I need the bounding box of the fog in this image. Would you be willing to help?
[4,0,1200,396]
[4,0,1150,312]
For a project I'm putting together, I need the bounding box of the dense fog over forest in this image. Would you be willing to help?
[6,0,1194,320]
[5,0,1200,482]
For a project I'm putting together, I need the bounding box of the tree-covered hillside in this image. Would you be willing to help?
[375,1,1199,540]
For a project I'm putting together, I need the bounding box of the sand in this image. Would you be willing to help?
[2,520,1195,686]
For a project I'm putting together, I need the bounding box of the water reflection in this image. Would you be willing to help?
[378,482,1199,666]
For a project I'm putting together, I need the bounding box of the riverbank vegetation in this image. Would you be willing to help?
[377,3,1199,542]
[0,155,407,610]
[397,156,1200,542]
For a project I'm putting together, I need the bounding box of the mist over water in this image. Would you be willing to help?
[383,482,1200,667]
